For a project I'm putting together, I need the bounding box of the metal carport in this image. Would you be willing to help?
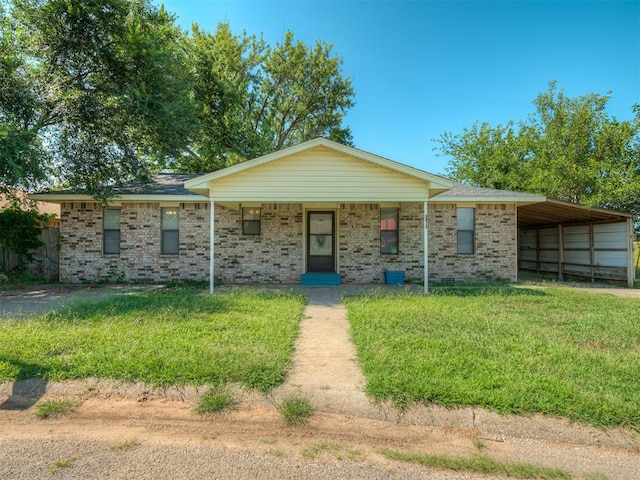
[517,199,636,287]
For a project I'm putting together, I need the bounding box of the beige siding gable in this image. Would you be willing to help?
[209,147,430,202]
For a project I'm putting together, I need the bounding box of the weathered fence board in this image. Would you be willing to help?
[0,227,59,281]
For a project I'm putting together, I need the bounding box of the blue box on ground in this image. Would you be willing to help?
[384,270,405,285]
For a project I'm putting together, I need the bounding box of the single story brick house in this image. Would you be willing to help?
[32,138,636,291]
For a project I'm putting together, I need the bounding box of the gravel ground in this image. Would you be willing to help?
[0,437,480,480]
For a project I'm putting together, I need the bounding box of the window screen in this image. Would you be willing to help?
[380,207,399,254]
[242,207,261,235]
[103,208,121,254]
[457,207,475,254]
[161,207,179,255]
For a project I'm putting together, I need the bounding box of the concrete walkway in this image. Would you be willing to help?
[274,287,372,414]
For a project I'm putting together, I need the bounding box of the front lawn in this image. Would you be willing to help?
[345,287,640,430]
[0,287,305,392]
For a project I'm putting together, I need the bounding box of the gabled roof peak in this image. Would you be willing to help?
[184,137,454,196]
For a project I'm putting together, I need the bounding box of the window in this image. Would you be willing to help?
[103,208,121,254]
[161,207,179,255]
[457,207,475,254]
[380,207,399,254]
[242,207,261,235]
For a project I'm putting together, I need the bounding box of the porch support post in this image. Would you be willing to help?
[209,200,215,294]
[423,201,429,294]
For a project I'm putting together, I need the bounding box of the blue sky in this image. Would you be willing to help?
[158,0,640,175]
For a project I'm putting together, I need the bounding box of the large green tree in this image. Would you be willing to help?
[437,81,640,221]
[174,23,355,173]
[2,4,355,195]
[0,0,194,200]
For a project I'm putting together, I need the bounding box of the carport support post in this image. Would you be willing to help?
[210,200,215,294]
[423,201,429,294]
[628,218,635,288]
[557,224,564,282]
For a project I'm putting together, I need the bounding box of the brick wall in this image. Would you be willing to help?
[429,203,517,282]
[338,203,424,283]
[60,202,210,282]
[215,203,303,283]
[60,201,516,284]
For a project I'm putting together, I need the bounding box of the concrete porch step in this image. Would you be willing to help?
[301,273,341,286]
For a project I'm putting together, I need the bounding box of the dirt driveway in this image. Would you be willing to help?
[0,284,165,317]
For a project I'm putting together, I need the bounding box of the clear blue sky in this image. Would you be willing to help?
[158,0,640,175]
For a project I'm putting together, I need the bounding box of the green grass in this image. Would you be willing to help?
[35,397,79,419]
[48,457,77,473]
[279,396,314,425]
[0,286,305,392]
[345,287,640,430]
[195,386,237,415]
[380,449,571,480]
[109,439,140,451]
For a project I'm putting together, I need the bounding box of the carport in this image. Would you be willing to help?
[517,199,636,287]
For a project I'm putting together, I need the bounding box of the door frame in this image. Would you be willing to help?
[305,210,337,273]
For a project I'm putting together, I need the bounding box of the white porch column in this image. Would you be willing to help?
[423,201,429,294]
[214,200,216,293]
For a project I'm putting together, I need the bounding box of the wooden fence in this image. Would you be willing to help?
[0,227,59,281]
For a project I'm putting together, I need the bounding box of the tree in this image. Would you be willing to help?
[436,81,640,222]
[174,24,355,173]
[0,0,194,200]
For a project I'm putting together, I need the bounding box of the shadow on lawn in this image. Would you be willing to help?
[43,288,236,323]
[0,360,49,411]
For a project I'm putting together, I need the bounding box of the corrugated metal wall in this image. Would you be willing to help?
[518,221,630,283]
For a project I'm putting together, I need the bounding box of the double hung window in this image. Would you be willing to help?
[161,207,179,255]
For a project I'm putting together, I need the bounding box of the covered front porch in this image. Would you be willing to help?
[208,201,428,289]
[184,138,454,294]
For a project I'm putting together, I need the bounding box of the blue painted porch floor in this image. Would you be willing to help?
[300,272,341,286]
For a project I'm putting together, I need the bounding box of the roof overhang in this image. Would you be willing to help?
[430,194,546,204]
[517,198,633,228]
[29,193,209,203]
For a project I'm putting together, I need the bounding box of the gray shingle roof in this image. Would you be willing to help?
[47,173,203,196]
[432,182,539,198]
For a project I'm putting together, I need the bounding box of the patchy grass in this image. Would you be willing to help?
[346,287,640,430]
[48,457,77,473]
[109,439,140,451]
[301,441,342,459]
[279,396,314,426]
[380,449,571,480]
[0,287,305,392]
[195,386,237,415]
[35,397,79,419]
